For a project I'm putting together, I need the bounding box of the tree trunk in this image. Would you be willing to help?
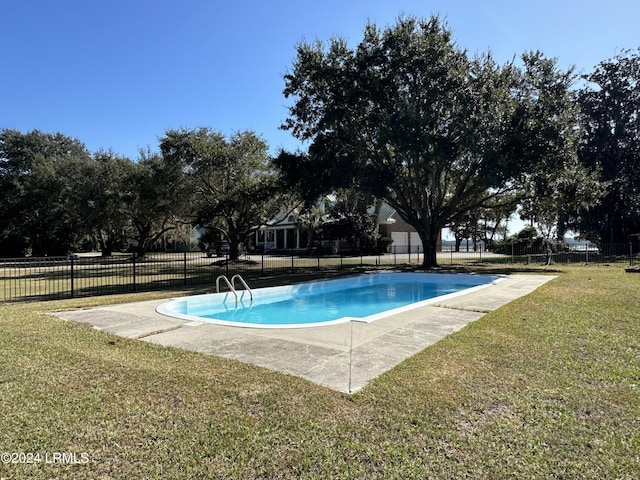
[98,231,115,257]
[134,230,151,258]
[422,241,438,267]
[454,237,462,253]
[229,241,240,261]
[419,229,440,268]
[31,230,46,257]
[556,215,567,243]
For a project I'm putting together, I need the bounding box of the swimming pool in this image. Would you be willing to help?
[156,272,500,329]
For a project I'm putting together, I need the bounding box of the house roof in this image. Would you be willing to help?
[265,210,297,226]
[264,199,399,228]
[368,202,397,225]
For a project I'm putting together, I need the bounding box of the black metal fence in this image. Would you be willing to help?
[1,243,636,302]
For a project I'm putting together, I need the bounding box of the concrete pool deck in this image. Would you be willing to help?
[55,274,555,393]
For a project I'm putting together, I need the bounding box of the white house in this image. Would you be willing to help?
[255,198,440,253]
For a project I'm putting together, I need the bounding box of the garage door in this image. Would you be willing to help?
[410,232,423,254]
[391,232,408,253]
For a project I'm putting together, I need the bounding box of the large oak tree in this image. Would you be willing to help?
[279,16,578,267]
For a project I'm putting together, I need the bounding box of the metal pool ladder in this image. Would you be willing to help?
[215,274,253,303]
[231,274,253,301]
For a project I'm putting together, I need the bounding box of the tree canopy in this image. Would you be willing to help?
[122,150,192,257]
[160,128,289,260]
[0,129,92,256]
[279,16,581,266]
[0,129,193,257]
[576,49,640,243]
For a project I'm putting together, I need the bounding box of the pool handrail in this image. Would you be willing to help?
[215,275,238,303]
[231,274,253,301]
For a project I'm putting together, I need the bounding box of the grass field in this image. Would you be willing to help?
[1,265,639,479]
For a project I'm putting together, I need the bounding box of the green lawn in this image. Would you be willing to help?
[1,266,638,479]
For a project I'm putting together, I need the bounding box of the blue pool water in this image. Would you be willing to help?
[156,272,498,329]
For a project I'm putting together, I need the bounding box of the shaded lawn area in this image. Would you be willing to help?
[0,266,638,479]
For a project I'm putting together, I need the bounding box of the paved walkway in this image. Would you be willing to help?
[56,274,555,393]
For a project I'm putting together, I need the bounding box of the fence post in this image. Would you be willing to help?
[132,253,137,292]
[291,247,294,273]
[630,242,633,267]
[183,251,188,286]
[261,250,265,276]
[69,255,75,298]
[585,242,589,264]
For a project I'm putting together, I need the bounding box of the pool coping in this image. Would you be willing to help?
[54,274,555,393]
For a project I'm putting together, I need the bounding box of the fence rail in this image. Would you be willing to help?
[1,243,636,302]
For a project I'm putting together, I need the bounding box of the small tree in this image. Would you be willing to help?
[491,226,544,255]
[295,204,328,251]
[323,189,379,252]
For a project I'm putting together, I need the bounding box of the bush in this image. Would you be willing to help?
[490,226,545,254]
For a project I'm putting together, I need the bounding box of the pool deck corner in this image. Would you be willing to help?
[55,274,555,393]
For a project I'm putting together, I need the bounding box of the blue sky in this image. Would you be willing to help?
[2,0,639,160]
